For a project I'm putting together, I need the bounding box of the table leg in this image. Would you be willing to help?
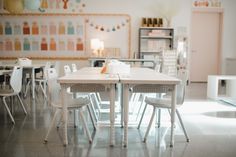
[31,68,35,99]
[120,84,124,128]
[123,84,129,147]
[61,85,68,146]
[110,84,115,146]
[170,85,177,147]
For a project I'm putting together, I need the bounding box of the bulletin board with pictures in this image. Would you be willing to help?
[0,13,131,59]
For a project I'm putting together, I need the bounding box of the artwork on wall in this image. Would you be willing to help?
[0,0,87,13]
[0,14,85,59]
[0,13,131,59]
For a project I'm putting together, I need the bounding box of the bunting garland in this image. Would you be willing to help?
[86,18,130,32]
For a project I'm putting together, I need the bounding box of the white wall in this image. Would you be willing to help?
[84,0,236,74]
[85,0,192,57]
[221,0,236,74]
[1,0,235,74]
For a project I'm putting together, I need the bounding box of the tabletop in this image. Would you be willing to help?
[119,67,180,85]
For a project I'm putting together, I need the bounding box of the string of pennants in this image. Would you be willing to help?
[85,18,130,32]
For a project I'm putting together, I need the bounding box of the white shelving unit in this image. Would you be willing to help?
[138,27,174,59]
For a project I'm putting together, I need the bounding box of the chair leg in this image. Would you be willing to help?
[137,103,148,129]
[3,97,15,124]
[136,94,145,121]
[79,109,92,143]
[87,105,97,130]
[157,109,161,128]
[39,82,47,98]
[24,81,31,98]
[90,93,101,117]
[44,109,61,143]
[17,94,27,115]
[176,109,190,142]
[74,109,78,128]
[56,113,63,129]
[143,107,156,142]
[88,95,98,122]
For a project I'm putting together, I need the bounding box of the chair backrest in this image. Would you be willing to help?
[71,63,77,72]
[176,69,188,105]
[54,61,60,76]
[64,65,71,76]
[47,68,61,106]
[10,66,23,93]
[43,62,51,79]
[162,50,177,77]
[154,63,161,72]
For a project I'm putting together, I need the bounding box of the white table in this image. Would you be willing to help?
[57,67,119,146]
[58,67,180,147]
[119,67,180,147]
[0,64,45,99]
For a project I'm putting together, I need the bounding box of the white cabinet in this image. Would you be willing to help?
[138,27,174,59]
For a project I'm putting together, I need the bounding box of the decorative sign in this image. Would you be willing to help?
[193,0,222,7]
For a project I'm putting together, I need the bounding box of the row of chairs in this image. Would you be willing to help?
[0,54,189,144]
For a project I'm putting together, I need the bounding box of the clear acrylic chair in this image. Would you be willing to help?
[0,66,27,124]
[44,68,95,144]
[137,69,190,143]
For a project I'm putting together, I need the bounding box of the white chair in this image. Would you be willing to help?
[53,61,60,76]
[64,65,71,76]
[71,63,78,72]
[24,62,51,98]
[0,66,27,124]
[44,68,95,144]
[137,69,190,143]
[63,65,98,127]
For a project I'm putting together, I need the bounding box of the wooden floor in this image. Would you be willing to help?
[1,83,236,157]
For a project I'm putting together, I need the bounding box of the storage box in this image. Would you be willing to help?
[107,60,130,75]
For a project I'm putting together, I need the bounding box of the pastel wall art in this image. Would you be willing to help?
[23,38,30,50]
[5,22,12,35]
[14,24,21,35]
[5,39,13,51]
[4,0,24,13]
[0,23,3,35]
[2,0,86,13]
[24,0,40,10]
[76,38,83,51]
[14,38,21,51]
[32,40,39,51]
[59,22,66,34]
[0,41,3,51]
[0,14,130,59]
[23,22,30,35]
[32,22,39,35]
[49,38,56,51]
[41,37,48,51]
[49,22,57,35]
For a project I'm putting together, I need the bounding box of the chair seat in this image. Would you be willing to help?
[145,97,181,108]
[0,88,16,96]
[52,97,90,109]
